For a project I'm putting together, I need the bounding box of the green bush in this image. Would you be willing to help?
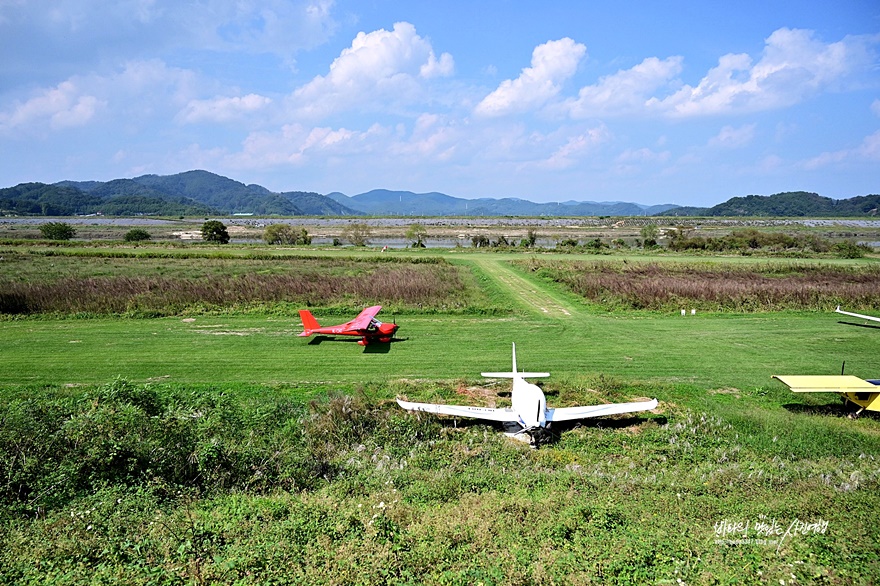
[832,241,871,259]
[39,222,76,240]
[263,224,311,245]
[122,228,151,242]
[201,220,230,244]
[341,223,372,246]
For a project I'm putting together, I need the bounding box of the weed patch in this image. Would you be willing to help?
[518,259,880,312]
[1,379,879,583]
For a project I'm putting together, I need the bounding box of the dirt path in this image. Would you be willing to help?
[471,258,576,318]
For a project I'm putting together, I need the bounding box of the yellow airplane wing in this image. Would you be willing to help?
[771,375,878,393]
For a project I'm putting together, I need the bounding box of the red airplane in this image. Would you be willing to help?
[298,305,399,346]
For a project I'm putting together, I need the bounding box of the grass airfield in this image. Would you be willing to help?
[2,311,877,392]
[1,241,880,584]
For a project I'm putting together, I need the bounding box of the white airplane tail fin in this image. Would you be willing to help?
[481,343,549,379]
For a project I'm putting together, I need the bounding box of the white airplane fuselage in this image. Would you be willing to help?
[510,376,547,430]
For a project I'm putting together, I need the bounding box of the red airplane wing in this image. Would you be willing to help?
[347,305,382,332]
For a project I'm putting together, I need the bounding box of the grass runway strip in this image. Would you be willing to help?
[1,311,876,390]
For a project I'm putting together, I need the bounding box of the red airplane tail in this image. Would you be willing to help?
[299,309,320,335]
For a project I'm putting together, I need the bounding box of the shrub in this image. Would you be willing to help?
[39,222,76,240]
[491,235,511,247]
[471,235,489,248]
[832,241,870,259]
[341,223,372,246]
[123,228,151,242]
[263,224,311,245]
[200,220,230,244]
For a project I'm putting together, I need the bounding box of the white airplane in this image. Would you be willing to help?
[835,306,880,324]
[396,343,658,444]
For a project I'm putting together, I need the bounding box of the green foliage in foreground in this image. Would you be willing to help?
[1,378,879,584]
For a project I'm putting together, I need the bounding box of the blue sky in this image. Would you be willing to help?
[1,1,878,206]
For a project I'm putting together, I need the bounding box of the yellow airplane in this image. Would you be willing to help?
[772,375,880,418]
[773,307,879,418]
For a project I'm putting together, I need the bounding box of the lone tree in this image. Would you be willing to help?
[640,223,659,247]
[263,224,311,245]
[39,222,76,241]
[341,222,372,246]
[123,228,151,242]
[201,220,230,244]
[405,223,428,248]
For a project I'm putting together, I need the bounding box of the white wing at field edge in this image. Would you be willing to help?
[835,306,880,323]
[546,399,658,422]
[396,399,521,422]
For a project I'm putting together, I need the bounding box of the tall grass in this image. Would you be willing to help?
[0,255,483,315]
[518,259,880,311]
[1,378,878,584]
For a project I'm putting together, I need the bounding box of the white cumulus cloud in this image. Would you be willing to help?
[290,22,454,119]
[0,80,104,132]
[564,56,683,118]
[0,59,204,137]
[474,38,586,117]
[224,122,391,170]
[652,28,880,117]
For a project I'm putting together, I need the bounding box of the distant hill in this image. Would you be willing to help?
[280,191,361,216]
[1,171,361,217]
[127,171,361,215]
[1,181,215,216]
[328,189,678,216]
[657,191,880,217]
[130,171,297,215]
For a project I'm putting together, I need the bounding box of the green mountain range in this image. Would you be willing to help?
[327,189,677,216]
[1,171,877,217]
[0,171,359,217]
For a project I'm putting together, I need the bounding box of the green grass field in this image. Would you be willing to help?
[1,242,879,584]
[1,311,877,391]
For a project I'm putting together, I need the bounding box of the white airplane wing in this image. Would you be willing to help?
[481,372,550,379]
[835,306,880,323]
[396,399,521,423]
[546,398,658,422]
